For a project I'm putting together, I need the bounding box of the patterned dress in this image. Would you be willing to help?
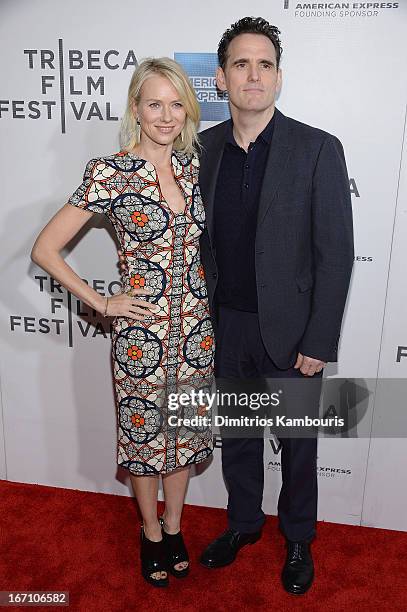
[68,150,215,475]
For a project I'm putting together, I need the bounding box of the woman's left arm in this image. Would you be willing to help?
[31,203,110,314]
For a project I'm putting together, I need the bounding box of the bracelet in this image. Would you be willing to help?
[103,297,109,318]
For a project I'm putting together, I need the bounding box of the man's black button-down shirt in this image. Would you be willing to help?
[213,113,275,312]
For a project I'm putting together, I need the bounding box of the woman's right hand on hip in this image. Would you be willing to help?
[106,287,159,320]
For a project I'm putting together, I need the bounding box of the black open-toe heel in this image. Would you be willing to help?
[140,526,169,587]
[159,517,190,578]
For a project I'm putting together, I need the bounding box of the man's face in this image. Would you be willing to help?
[216,33,282,114]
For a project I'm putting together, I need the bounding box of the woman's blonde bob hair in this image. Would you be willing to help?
[120,57,201,158]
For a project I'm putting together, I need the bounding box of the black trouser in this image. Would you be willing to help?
[215,305,321,542]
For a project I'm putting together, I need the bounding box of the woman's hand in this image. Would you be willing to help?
[106,287,159,321]
[31,205,159,322]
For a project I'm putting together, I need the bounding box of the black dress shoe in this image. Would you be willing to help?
[282,540,314,595]
[200,528,261,568]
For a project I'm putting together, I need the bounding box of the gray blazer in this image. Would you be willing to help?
[198,108,354,369]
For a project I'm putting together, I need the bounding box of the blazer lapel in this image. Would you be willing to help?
[199,121,229,243]
[257,108,293,226]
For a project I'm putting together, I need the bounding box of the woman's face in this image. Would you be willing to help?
[134,75,187,148]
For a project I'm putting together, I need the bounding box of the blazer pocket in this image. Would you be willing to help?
[296,273,314,293]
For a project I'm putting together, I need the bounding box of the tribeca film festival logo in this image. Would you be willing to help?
[9,274,121,347]
[174,53,230,122]
[284,1,399,18]
[0,42,138,132]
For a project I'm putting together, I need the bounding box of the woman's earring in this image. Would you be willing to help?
[136,117,140,125]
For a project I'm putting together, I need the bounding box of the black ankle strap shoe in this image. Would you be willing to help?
[159,517,190,578]
[140,526,169,587]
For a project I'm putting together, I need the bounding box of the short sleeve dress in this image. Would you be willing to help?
[68,151,215,475]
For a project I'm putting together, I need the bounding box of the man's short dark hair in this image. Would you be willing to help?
[218,17,283,70]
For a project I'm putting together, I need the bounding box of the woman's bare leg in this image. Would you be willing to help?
[129,474,166,580]
[161,466,191,571]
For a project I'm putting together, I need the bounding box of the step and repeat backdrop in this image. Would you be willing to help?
[0,0,406,530]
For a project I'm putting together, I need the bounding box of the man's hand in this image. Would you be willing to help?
[294,353,326,376]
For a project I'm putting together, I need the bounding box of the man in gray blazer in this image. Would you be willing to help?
[198,17,354,594]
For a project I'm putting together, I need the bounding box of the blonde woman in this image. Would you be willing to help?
[31,58,215,587]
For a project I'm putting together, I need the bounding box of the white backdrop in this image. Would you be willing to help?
[0,0,406,530]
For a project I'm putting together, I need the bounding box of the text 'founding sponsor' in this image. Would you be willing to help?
[294,2,399,17]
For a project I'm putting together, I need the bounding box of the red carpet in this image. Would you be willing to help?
[0,479,405,611]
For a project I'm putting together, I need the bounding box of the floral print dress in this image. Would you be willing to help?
[68,150,214,475]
